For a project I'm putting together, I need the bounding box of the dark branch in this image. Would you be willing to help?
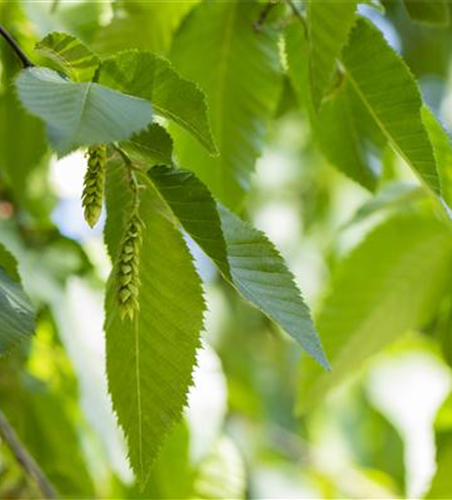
[0,409,57,499]
[0,23,34,68]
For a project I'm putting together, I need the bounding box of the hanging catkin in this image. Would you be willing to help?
[82,145,106,228]
[117,211,144,321]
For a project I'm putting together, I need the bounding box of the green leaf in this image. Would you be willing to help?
[98,50,216,155]
[121,123,173,168]
[341,18,440,195]
[307,0,358,109]
[148,166,329,370]
[297,213,452,413]
[35,31,100,82]
[285,22,382,190]
[92,1,198,57]
[0,243,35,355]
[421,106,452,213]
[404,0,450,26]
[15,67,154,156]
[104,158,205,485]
[170,0,283,208]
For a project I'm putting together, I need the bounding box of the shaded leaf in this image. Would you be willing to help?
[170,0,282,208]
[307,0,358,109]
[0,243,35,356]
[104,157,205,485]
[35,32,100,82]
[148,166,329,369]
[404,0,450,26]
[341,18,440,194]
[121,123,173,168]
[98,50,216,155]
[297,213,452,413]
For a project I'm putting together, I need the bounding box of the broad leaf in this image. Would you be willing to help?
[170,0,283,208]
[35,32,100,82]
[98,50,216,155]
[16,67,153,156]
[404,0,450,26]
[285,22,382,190]
[0,243,35,355]
[121,123,173,168]
[104,157,205,485]
[341,18,440,194]
[422,106,452,212]
[307,0,358,109]
[297,213,452,413]
[148,166,329,369]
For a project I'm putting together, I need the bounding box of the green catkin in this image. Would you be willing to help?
[117,212,144,321]
[82,145,107,228]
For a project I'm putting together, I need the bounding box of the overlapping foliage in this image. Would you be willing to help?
[1,0,452,498]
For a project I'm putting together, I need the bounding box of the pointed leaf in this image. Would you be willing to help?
[0,244,36,355]
[170,0,283,208]
[148,166,329,370]
[297,213,452,413]
[341,18,440,194]
[285,22,382,190]
[98,50,216,155]
[35,31,100,82]
[16,67,153,156]
[404,0,450,26]
[104,158,205,485]
[307,0,358,109]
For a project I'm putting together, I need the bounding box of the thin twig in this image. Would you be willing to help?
[50,0,61,14]
[254,0,280,32]
[0,409,57,499]
[284,0,308,36]
[0,23,34,68]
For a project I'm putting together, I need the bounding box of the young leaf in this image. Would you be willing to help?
[35,32,100,82]
[170,0,283,208]
[97,50,216,155]
[307,0,358,109]
[297,213,452,413]
[404,0,450,26]
[341,18,440,194]
[104,158,205,485]
[15,67,153,156]
[0,244,35,355]
[148,166,329,370]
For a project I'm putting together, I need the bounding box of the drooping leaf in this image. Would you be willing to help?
[170,0,283,208]
[15,67,153,156]
[421,106,452,213]
[98,50,216,155]
[104,157,205,485]
[0,243,35,355]
[404,0,450,26]
[35,32,100,82]
[341,18,440,194]
[148,166,329,370]
[285,21,382,190]
[121,123,173,168]
[297,213,452,413]
[307,0,358,109]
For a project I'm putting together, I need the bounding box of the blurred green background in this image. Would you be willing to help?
[1,1,452,498]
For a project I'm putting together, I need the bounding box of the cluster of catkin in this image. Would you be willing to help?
[82,145,106,228]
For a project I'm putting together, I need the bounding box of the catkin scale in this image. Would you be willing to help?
[82,145,107,228]
[117,212,144,321]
